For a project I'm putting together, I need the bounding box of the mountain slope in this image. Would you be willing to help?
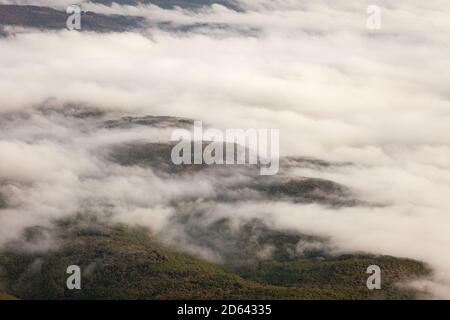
[0,5,146,32]
[0,217,429,300]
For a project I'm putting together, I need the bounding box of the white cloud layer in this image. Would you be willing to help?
[0,0,450,297]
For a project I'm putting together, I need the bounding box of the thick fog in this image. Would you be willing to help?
[0,0,449,297]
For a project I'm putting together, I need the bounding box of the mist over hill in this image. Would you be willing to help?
[0,0,450,299]
[90,0,240,10]
[0,105,431,299]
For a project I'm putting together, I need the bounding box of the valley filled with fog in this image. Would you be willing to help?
[0,0,449,298]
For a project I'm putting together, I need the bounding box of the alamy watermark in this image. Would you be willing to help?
[170,121,280,176]
[66,4,82,31]
[366,265,381,290]
[367,5,382,30]
[66,265,81,290]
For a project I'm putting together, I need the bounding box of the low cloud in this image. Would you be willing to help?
[0,0,449,297]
